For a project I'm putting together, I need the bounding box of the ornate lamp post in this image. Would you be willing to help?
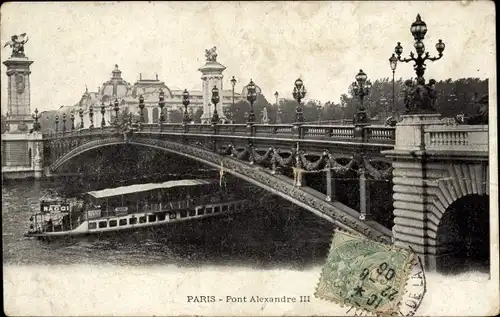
[69,112,75,131]
[89,104,94,128]
[389,54,398,119]
[139,95,145,123]
[394,14,445,113]
[292,78,306,123]
[55,115,59,134]
[79,107,84,129]
[246,79,257,124]
[113,98,120,124]
[63,113,66,134]
[230,76,237,123]
[211,85,220,125]
[158,89,165,125]
[182,89,191,124]
[101,102,106,127]
[230,76,237,108]
[32,108,41,131]
[274,91,282,124]
[340,102,347,124]
[352,69,372,126]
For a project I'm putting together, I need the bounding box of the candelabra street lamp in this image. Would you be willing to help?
[182,89,191,124]
[101,102,106,127]
[55,115,59,134]
[340,103,347,124]
[230,76,237,123]
[89,104,94,128]
[352,69,372,126]
[32,108,41,131]
[113,98,120,124]
[139,95,145,123]
[394,14,445,113]
[70,112,75,131]
[274,91,282,124]
[158,89,165,126]
[292,78,306,123]
[79,107,84,129]
[62,113,66,134]
[389,53,398,120]
[231,75,237,107]
[246,79,257,124]
[211,85,220,125]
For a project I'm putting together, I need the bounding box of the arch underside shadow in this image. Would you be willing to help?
[51,136,392,243]
[435,194,489,274]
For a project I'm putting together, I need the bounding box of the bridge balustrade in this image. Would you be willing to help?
[217,124,247,136]
[366,126,396,143]
[44,125,117,139]
[43,122,396,145]
[424,124,488,152]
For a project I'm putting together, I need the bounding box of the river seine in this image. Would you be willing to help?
[2,177,334,268]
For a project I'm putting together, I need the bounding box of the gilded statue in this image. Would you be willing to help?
[404,77,437,113]
[3,33,29,57]
[205,46,218,62]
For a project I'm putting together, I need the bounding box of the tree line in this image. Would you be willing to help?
[215,77,488,124]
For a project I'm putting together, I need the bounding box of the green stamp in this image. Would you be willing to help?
[315,230,415,314]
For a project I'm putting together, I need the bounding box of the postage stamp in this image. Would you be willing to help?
[315,230,415,315]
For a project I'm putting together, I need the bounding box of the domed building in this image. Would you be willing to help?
[59,60,242,128]
[99,64,132,103]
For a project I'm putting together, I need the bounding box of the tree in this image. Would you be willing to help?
[333,77,488,122]
[168,109,184,123]
[224,93,273,123]
[192,107,203,123]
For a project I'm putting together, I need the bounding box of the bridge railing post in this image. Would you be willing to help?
[358,167,371,220]
[246,122,255,137]
[293,123,304,139]
[325,168,337,202]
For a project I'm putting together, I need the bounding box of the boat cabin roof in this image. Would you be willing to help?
[86,179,215,199]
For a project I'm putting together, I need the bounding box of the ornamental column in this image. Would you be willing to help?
[3,36,34,132]
[2,33,44,179]
[198,46,227,124]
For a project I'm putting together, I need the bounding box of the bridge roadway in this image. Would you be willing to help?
[43,122,396,243]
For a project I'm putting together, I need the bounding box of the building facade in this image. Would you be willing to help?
[60,62,242,128]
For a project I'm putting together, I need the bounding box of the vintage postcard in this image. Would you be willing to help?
[1,1,498,316]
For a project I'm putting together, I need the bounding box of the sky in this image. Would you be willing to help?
[0,1,496,114]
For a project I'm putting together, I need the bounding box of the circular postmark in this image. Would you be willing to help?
[344,250,426,316]
[396,250,426,316]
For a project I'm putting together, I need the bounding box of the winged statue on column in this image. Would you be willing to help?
[3,33,29,57]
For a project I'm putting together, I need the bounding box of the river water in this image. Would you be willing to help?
[2,177,334,268]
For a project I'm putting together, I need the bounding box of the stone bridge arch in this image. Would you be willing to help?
[392,160,489,270]
[50,135,392,243]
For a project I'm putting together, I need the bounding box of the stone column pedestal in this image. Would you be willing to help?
[198,60,227,124]
[382,113,444,270]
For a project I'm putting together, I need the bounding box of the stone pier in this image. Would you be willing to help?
[383,114,489,270]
